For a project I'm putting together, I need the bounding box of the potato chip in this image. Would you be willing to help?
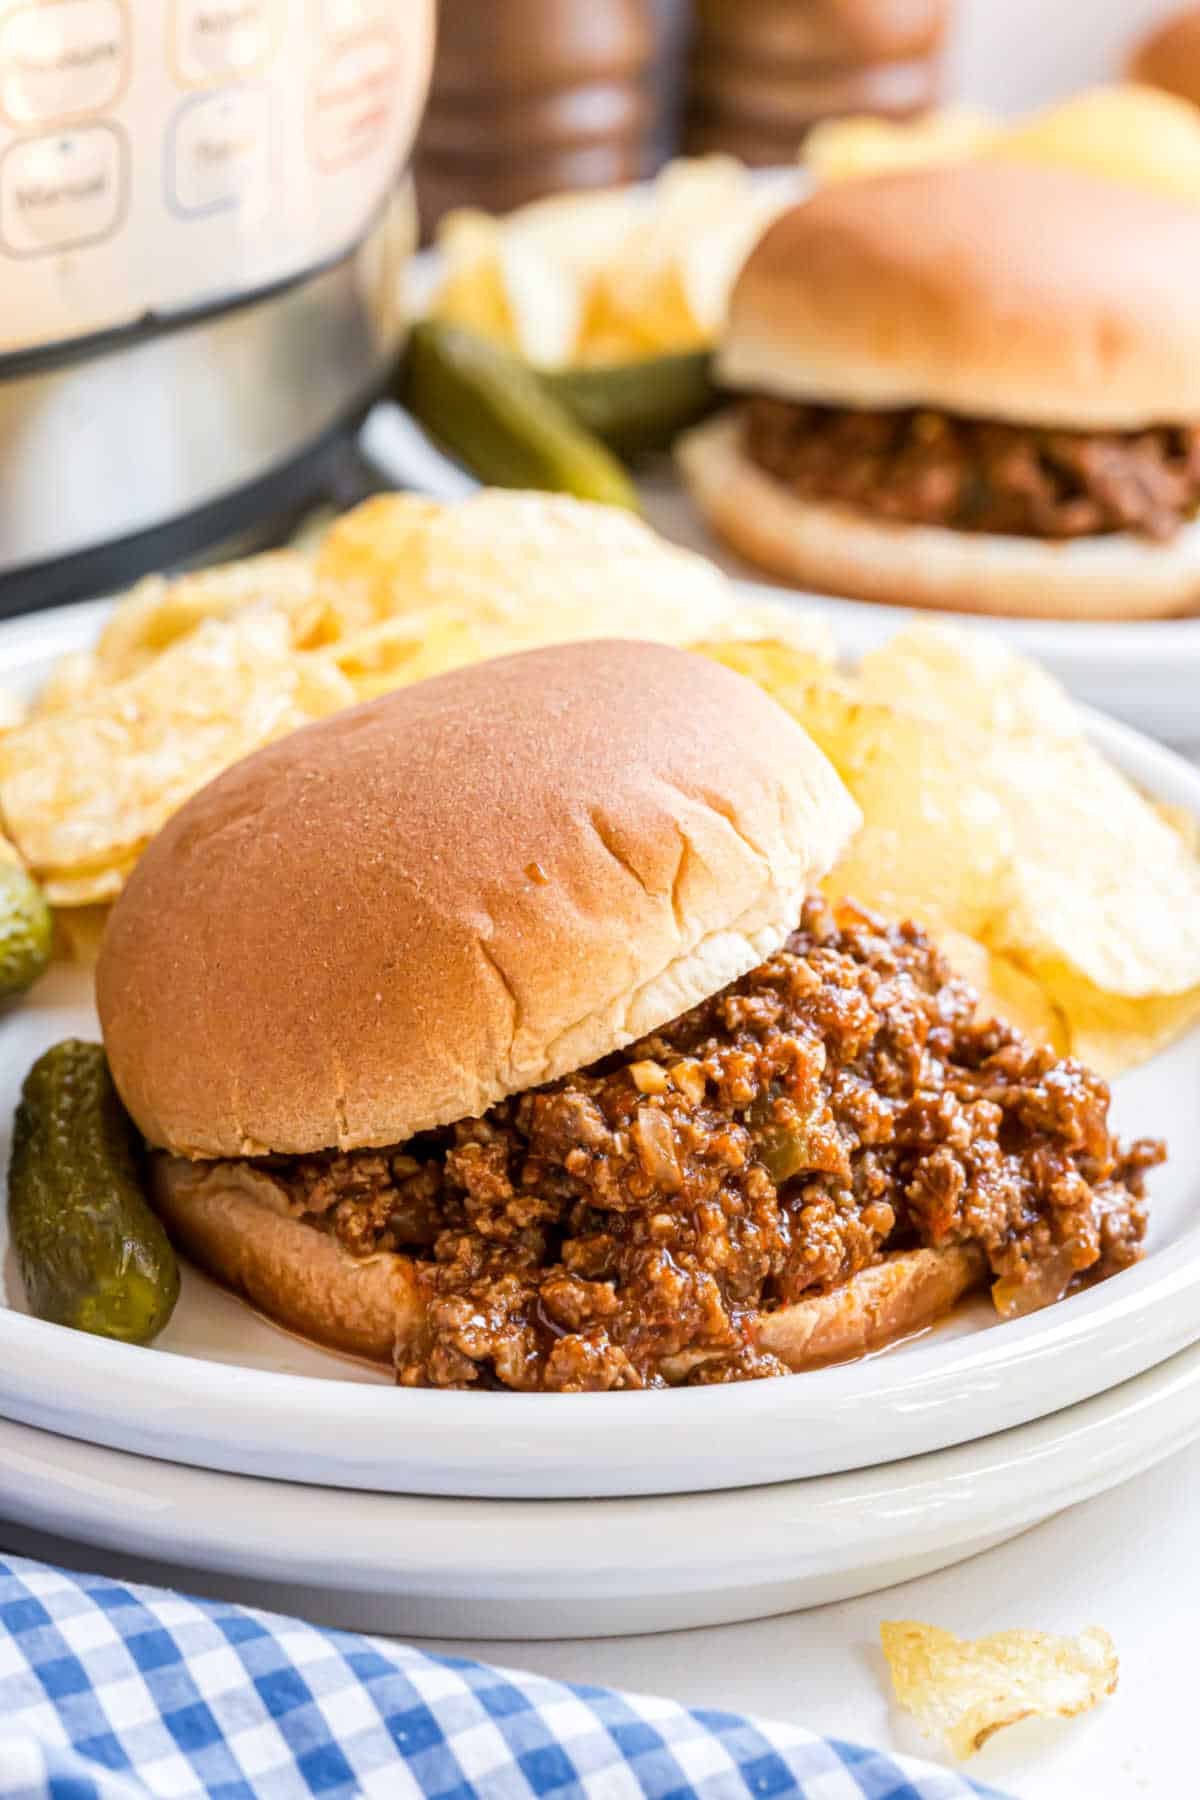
[0,611,353,890]
[693,634,835,703]
[988,84,1200,202]
[426,156,794,363]
[1156,799,1200,856]
[882,1619,1118,1759]
[53,905,110,966]
[430,188,642,364]
[806,86,1200,205]
[595,157,761,355]
[32,553,319,720]
[313,491,823,690]
[854,624,1075,741]
[91,552,317,680]
[426,209,517,349]
[805,106,999,183]
[498,237,583,367]
[41,858,140,909]
[748,625,1200,1071]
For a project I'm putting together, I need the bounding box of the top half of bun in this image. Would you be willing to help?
[97,639,859,1161]
[1130,8,1200,107]
[719,162,1200,430]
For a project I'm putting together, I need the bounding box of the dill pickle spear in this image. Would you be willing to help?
[543,352,717,457]
[9,1040,179,1344]
[0,861,52,999]
[402,320,639,510]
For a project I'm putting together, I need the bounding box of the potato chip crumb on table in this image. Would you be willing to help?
[881,1619,1118,1760]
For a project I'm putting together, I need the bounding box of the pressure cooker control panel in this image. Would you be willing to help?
[0,0,433,354]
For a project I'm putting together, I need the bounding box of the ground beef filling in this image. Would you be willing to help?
[743,395,1200,542]
[265,899,1160,1391]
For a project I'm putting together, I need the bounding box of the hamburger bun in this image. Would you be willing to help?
[153,1156,984,1374]
[719,162,1200,430]
[97,638,859,1161]
[1129,7,1200,108]
[678,411,1200,620]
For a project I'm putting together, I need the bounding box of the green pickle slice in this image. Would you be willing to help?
[402,320,639,510]
[0,860,52,999]
[9,1040,179,1344]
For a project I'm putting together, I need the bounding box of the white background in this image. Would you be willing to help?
[949,0,1183,111]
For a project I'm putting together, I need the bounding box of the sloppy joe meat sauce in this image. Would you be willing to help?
[744,396,1200,543]
[257,899,1160,1390]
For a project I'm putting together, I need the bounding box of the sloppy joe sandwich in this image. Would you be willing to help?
[96,640,1160,1389]
[679,162,1200,619]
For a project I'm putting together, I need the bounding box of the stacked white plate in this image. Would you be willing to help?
[1,601,1199,1639]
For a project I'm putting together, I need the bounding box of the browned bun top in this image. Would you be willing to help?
[720,162,1200,429]
[1130,7,1200,105]
[97,640,859,1159]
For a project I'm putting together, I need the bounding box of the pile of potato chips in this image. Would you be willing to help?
[3,489,1199,1077]
[806,82,1200,202]
[706,627,1200,1075]
[0,493,825,911]
[422,156,798,367]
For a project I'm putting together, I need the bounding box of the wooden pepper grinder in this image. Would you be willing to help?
[414,0,656,236]
[685,0,952,165]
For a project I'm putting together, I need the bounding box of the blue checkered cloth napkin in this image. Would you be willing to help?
[0,1553,1008,1799]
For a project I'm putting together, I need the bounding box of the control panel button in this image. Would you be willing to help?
[0,123,125,255]
[309,30,398,170]
[0,0,127,126]
[167,85,271,215]
[171,0,281,87]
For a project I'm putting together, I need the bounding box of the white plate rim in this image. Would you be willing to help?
[4,1332,1200,1596]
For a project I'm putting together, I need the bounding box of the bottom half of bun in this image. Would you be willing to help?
[678,411,1200,622]
[153,1157,986,1382]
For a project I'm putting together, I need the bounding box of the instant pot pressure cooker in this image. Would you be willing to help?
[0,0,434,609]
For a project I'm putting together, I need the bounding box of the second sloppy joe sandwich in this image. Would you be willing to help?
[96,639,1160,1389]
[679,161,1200,620]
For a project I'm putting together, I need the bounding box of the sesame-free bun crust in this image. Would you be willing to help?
[153,1157,984,1376]
[152,1159,422,1362]
[1130,8,1200,106]
[98,640,859,1159]
[678,412,1200,621]
[720,163,1200,430]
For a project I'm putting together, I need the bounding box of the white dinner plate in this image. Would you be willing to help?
[0,598,1198,1499]
[3,1334,1200,1639]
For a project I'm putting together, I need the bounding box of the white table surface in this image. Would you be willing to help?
[413,1433,1192,1799]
